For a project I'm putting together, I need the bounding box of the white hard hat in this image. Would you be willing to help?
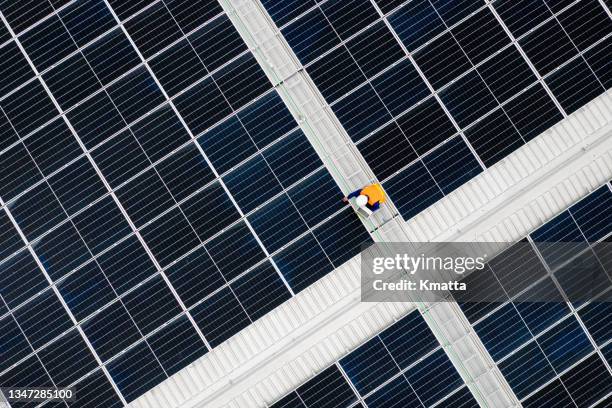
[356,195,368,207]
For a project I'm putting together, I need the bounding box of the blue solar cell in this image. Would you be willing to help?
[1,79,58,138]
[68,92,127,150]
[181,182,240,241]
[82,28,141,86]
[92,130,149,188]
[413,32,472,89]
[198,117,257,173]
[123,276,181,335]
[383,160,444,220]
[538,317,593,372]
[333,84,392,142]
[35,222,91,281]
[189,15,247,72]
[82,301,142,361]
[493,0,552,38]
[223,155,283,213]
[0,314,32,372]
[423,136,483,194]
[205,221,266,281]
[514,278,571,336]
[321,0,378,41]
[578,294,611,345]
[107,0,155,20]
[455,265,508,323]
[73,196,131,255]
[531,211,588,269]
[547,57,605,115]
[0,209,21,261]
[14,289,73,349]
[308,45,367,102]
[124,2,183,58]
[396,97,456,155]
[270,391,306,408]
[282,8,340,65]
[297,364,357,408]
[57,261,115,322]
[262,0,316,27]
[191,286,250,347]
[60,0,116,47]
[364,375,421,408]
[287,169,344,228]
[0,41,34,97]
[116,168,174,226]
[570,186,612,242]
[522,379,574,408]
[97,235,157,294]
[440,71,498,128]
[560,353,612,407]
[584,36,611,89]
[131,106,191,162]
[340,336,400,395]
[554,250,610,306]
[175,77,232,135]
[430,0,483,27]
[375,0,409,14]
[498,341,555,399]
[232,261,291,320]
[23,119,81,178]
[389,0,445,51]
[19,15,77,72]
[107,67,166,124]
[489,241,548,298]
[48,157,106,215]
[477,46,537,103]
[0,354,53,393]
[156,143,215,202]
[0,250,47,310]
[379,311,438,369]
[358,122,417,180]
[72,370,123,408]
[503,84,563,142]
[0,109,19,152]
[465,109,524,167]
[108,341,167,402]
[603,342,612,368]
[249,194,308,253]
[475,303,532,360]
[406,349,464,406]
[148,315,208,376]
[558,0,612,52]
[0,18,8,43]
[0,142,42,201]
[214,54,270,111]
[165,247,225,307]
[371,59,430,117]
[452,8,510,65]
[347,21,404,78]
[0,0,54,34]
[545,0,575,13]
[38,329,98,386]
[314,208,372,266]
[263,130,321,187]
[438,387,479,408]
[520,19,577,76]
[238,90,301,148]
[273,233,334,293]
[149,39,208,97]
[165,0,223,33]
[141,207,200,267]
[10,183,65,240]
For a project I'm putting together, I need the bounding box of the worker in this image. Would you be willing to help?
[342,183,386,213]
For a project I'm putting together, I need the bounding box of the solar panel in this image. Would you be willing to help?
[0,1,373,404]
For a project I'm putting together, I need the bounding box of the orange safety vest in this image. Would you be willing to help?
[360,184,386,206]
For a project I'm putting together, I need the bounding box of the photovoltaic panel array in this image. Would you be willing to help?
[270,309,479,408]
[263,0,612,221]
[267,181,612,408]
[457,182,612,407]
[0,0,372,405]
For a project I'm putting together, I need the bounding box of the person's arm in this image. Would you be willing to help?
[369,202,380,211]
[346,189,362,199]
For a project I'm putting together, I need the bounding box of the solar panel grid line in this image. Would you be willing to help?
[0,0,78,38]
[0,194,128,406]
[103,0,296,300]
[4,0,217,373]
[599,0,612,17]
[486,2,569,119]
